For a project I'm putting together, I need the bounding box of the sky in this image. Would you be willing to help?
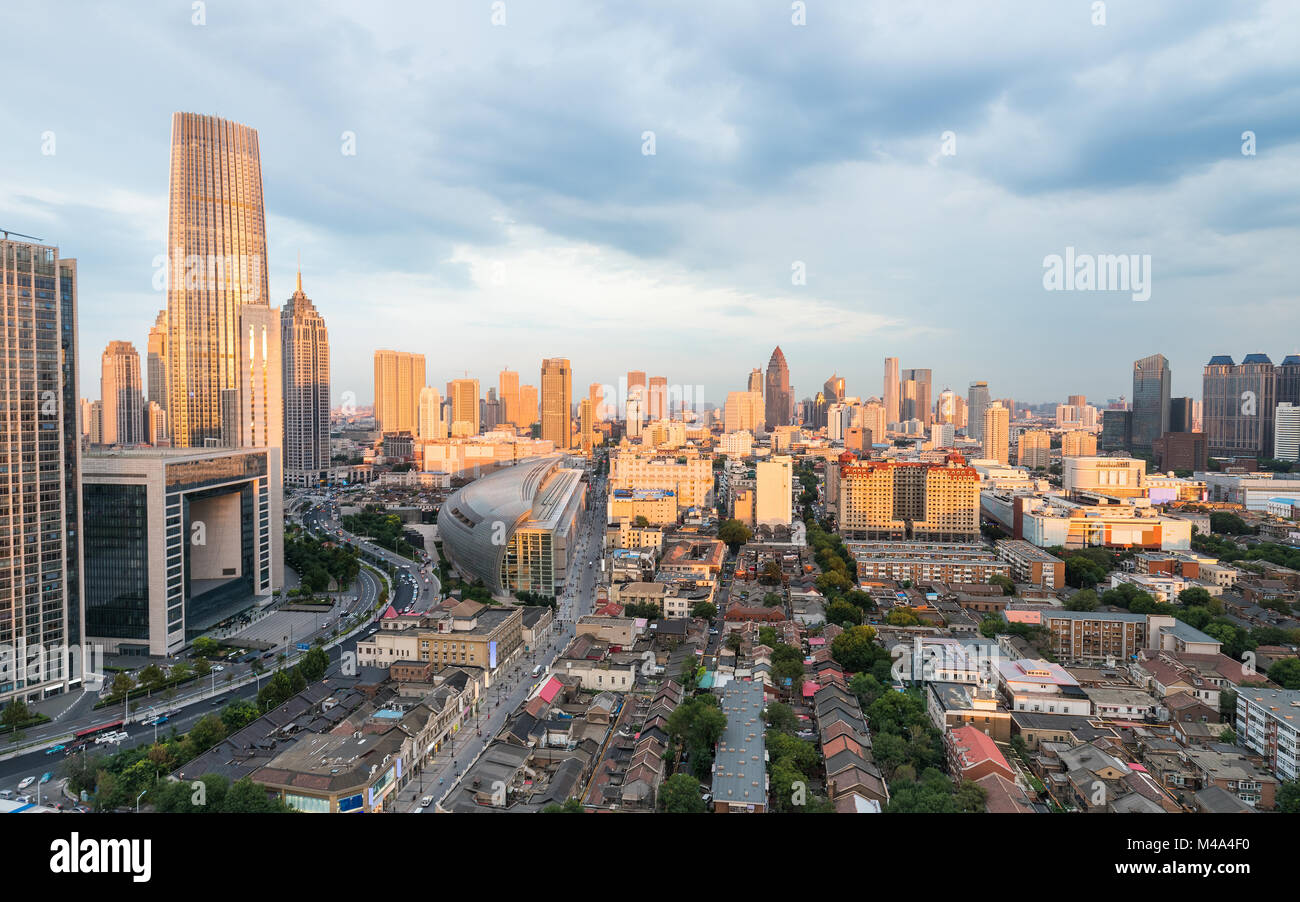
[2,0,1298,410]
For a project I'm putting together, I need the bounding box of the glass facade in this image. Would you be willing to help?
[83,484,149,641]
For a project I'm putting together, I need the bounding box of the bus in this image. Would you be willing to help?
[73,719,124,742]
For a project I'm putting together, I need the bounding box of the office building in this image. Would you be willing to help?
[100,340,144,445]
[764,346,791,431]
[144,401,169,447]
[900,368,932,427]
[0,238,85,702]
[824,373,845,404]
[165,113,270,449]
[541,357,573,450]
[884,357,900,427]
[82,447,284,656]
[280,272,330,486]
[1101,409,1132,452]
[609,450,714,510]
[647,375,668,421]
[373,350,425,435]
[1131,354,1170,451]
[983,402,1010,464]
[1153,432,1209,473]
[579,397,597,454]
[228,303,282,454]
[449,378,481,437]
[755,454,793,528]
[1203,354,1277,458]
[967,381,990,442]
[146,310,168,421]
[499,368,520,426]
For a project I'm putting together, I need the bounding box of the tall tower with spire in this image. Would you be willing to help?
[281,267,330,486]
[764,346,791,432]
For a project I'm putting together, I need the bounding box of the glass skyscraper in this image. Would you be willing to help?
[166,112,271,449]
[0,238,84,701]
[1131,353,1170,451]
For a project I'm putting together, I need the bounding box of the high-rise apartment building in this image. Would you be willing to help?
[101,340,143,445]
[280,272,330,486]
[983,402,1010,465]
[449,378,481,437]
[418,386,443,441]
[967,381,990,442]
[756,455,794,528]
[1131,354,1171,451]
[373,350,425,435]
[1203,354,1277,458]
[519,384,539,428]
[764,346,791,431]
[1061,431,1098,457]
[499,368,520,426]
[0,238,85,701]
[724,390,764,434]
[541,358,573,450]
[884,357,900,427]
[579,397,596,454]
[165,113,270,449]
[146,310,168,420]
[1016,429,1050,470]
[1274,403,1300,462]
[836,455,979,541]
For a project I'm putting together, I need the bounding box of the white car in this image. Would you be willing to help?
[211,665,225,672]
[419,795,433,809]
[17,776,34,790]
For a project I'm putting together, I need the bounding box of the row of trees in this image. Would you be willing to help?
[285,529,361,594]
[342,506,416,558]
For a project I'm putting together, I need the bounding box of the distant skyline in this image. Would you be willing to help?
[2,1,1298,407]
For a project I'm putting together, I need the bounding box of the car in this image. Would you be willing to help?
[15,795,31,805]
[211,665,225,672]
[39,772,52,784]
[210,696,227,706]
[17,777,34,790]
[419,795,433,808]
[45,744,66,755]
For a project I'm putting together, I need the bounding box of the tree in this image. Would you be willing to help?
[542,798,584,813]
[691,602,717,620]
[831,625,879,673]
[110,672,136,696]
[725,632,744,654]
[762,591,783,607]
[191,636,220,658]
[1278,780,1300,814]
[886,608,921,627]
[1265,657,1300,690]
[1178,586,1214,608]
[826,599,862,627]
[1065,555,1107,589]
[658,774,706,813]
[138,664,167,690]
[717,519,753,551]
[1066,589,1099,612]
[220,699,261,733]
[298,646,330,683]
[763,702,800,735]
[188,714,227,753]
[988,574,1016,596]
[1,699,31,732]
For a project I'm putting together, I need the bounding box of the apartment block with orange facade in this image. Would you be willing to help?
[836,453,980,541]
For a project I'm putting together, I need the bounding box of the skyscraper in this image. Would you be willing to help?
[900,368,933,426]
[100,340,143,445]
[1203,354,1277,458]
[1131,353,1171,451]
[499,368,520,426]
[748,368,764,394]
[281,271,330,486]
[967,381,990,442]
[542,358,573,449]
[579,397,596,454]
[519,384,539,428]
[647,375,668,421]
[823,373,845,404]
[626,370,646,420]
[764,346,791,431]
[1275,403,1300,461]
[166,112,270,448]
[418,386,443,440]
[373,350,425,435]
[146,310,168,419]
[230,303,282,453]
[884,357,900,426]
[983,402,1010,464]
[449,378,481,436]
[0,238,84,701]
